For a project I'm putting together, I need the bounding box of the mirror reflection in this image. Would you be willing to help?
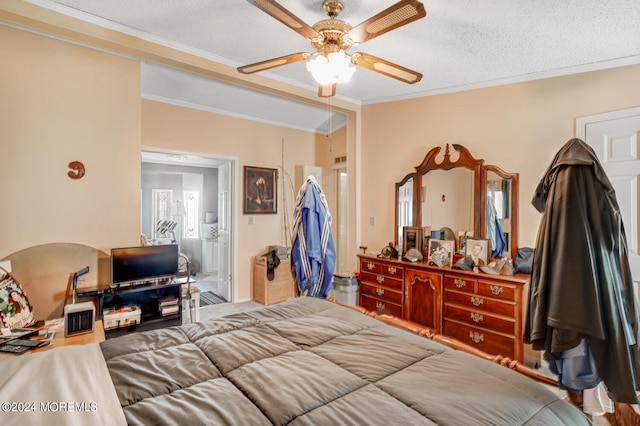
[487,173,509,220]
[421,168,474,235]
[485,169,513,257]
[396,175,414,245]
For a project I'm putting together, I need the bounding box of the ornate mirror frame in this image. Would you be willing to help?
[394,144,519,260]
[415,144,483,238]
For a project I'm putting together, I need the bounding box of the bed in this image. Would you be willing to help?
[1,297,589,425]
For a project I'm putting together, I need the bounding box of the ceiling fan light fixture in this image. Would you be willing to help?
[306,49,356,85]
[243,0,426,97]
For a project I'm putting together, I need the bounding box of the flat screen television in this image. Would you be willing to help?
[110,244,179,287]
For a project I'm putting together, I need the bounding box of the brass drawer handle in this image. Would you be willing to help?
[376,301,386,312]
[388,266,397,275]
[469,331,484,344]
[454,278,466,288]
[366,262,375,271]
[470,312,483,323]
[376,287,385,296]
[471,296,484,307]
[377,275,385,284]
[490,285,503,295]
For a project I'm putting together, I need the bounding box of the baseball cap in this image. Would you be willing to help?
[404,248,423,263]
[453,256,475,270]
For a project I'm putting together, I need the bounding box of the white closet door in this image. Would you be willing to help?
[577,106,640,304]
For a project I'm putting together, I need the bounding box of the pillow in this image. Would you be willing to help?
[0,267,35,329]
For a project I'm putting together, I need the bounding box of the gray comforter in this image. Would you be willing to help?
[101,297,590,425]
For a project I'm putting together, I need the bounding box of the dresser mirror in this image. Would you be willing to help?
[421,168,475,237]
[395,173,416,246]
[394,144,518,259]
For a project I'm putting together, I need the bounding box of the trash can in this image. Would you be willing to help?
[331,273,359,306]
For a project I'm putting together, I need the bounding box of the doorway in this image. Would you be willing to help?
[141,150,235,303]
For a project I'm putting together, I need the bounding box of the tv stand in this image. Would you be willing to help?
[99,279,182,339]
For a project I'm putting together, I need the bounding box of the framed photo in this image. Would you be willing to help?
[427,239,455,267]
[243,166,277,214]
[464,238,490,267]
[402,226,423,255]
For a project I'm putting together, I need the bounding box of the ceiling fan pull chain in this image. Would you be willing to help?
[326,96,333,152]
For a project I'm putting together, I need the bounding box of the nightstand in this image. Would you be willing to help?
[53,320,105,346]
[0,320,105,360]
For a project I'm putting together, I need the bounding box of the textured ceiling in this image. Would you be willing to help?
[33,0,640,132]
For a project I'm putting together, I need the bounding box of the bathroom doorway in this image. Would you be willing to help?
[141,150,236,303]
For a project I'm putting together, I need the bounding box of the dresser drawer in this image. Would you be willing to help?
[361,260,381,274]
[360,271,403,291]
[361,259,404,279]
[477,280,516,302]
[444,290,515,318]
[443,319,516,360]
[380,263,403,279]
[443,304,515,335]
[360,283,403,305]
[443,275,477,294]
[360,294,403,317]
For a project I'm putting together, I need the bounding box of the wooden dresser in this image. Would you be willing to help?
[358,254,529,363]
[359,258,404,317]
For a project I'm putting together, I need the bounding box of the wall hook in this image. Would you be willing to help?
[68,161,85,179]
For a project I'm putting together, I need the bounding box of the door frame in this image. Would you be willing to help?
[141,146,239,303]
[576,106,640,141]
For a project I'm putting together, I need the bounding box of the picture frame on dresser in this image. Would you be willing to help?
[464,238,490,266]
[427,239,454,267]
[402,226,423,256]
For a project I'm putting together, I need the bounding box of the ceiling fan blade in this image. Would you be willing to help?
[318,83,336,98]
[348,0,426,44]
[237,52,311,74]
[247,0,319,39]
[352,52,422,84]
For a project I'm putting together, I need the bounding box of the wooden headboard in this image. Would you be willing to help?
[327,297,556,387]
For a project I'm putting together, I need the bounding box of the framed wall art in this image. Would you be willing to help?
[402,226,423,256]
[243,166,277,214]
[427,239,455,267]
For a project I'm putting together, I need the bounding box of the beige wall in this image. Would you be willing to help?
[316,125,348,169]
[142,100,318,300]
[0,25,142,256]
[360,64,640,254]
[0,26,324,302]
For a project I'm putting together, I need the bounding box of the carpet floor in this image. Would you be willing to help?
[198,301,264,321]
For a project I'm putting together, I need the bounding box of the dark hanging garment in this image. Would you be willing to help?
[525,138,640,403]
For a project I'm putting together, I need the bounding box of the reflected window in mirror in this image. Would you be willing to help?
[395,173,415,247]
[487,178,510,220]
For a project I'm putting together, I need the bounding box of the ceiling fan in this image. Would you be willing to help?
[237,0,427,97]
